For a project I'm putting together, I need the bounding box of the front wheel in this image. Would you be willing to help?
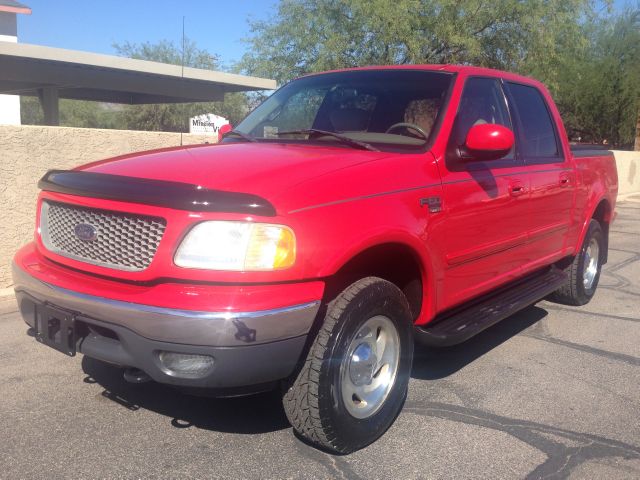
[283,277,414,454]
[549,219,605,306]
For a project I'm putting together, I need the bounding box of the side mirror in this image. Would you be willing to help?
[463,124,514,160]
[218,123,232,143]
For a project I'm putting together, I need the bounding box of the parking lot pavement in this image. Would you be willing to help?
[1,202,639,480]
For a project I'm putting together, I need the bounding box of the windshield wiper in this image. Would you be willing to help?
[223,129,258,142]
[275,129,380,152]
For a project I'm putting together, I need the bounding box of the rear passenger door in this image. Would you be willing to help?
[505,82,575,265]
[438,77,530,310]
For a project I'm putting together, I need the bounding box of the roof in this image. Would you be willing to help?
[0,42,276,104]
[303,64,543,89]
[0,1,31,14]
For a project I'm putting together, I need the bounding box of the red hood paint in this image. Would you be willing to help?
[81,142,392,204]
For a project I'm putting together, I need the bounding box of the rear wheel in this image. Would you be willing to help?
[283,277,413,454]
[550,219,604,306]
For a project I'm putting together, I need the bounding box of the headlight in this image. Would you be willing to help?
[174,221,296,271]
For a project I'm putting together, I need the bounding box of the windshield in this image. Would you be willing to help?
[232,70,453,152]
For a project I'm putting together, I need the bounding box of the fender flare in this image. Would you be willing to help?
[574,196,612,262]
[320,231,437,325]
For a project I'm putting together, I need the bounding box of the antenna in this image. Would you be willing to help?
[180,15,186,145]
[181,15,185,78]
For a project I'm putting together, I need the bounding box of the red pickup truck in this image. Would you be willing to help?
[13,65,617,453]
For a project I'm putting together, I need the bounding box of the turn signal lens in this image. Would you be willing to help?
[244,224,296,270]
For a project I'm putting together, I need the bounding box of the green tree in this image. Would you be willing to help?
[114,39,250,131]
[240,0,601,85]
[20,96,43,125]
[241,0,640,147]
[555,8,640,146]
[20,96,127,129]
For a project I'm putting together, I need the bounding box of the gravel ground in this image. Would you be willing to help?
[1,201,638,479]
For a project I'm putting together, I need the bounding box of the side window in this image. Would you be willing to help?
[506,83,561,161]
[447,77,514,165]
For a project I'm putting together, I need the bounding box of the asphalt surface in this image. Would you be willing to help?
[1,201,639,479]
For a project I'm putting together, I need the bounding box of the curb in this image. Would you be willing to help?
[0,290,17,315]
[618,193,640,203]
[0,286,14,299]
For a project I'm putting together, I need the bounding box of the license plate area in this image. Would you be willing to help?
[35,304,76,356]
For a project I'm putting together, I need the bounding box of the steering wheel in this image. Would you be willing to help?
[385,122,429,140]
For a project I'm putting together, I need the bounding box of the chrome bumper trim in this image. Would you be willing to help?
[12,262,320,347]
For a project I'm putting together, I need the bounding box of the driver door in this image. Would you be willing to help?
[437,77,530,311]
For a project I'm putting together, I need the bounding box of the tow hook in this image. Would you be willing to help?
[123,367,151,384]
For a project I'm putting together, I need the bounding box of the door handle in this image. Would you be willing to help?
[559,174,572,187]
[509,183,527,197]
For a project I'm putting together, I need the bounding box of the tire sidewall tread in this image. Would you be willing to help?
[550,219,604,306]
[283,277,413,454]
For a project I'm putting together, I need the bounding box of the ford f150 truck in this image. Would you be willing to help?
[13,65,617,453]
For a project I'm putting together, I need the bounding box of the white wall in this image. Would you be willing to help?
[0,12,21,125]
[614,150,640,198]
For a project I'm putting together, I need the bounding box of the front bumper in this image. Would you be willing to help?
[12,253,322,390]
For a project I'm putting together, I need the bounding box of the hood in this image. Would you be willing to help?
[81,142,391,204]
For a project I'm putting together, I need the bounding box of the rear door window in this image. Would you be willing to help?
[506,83,562,162]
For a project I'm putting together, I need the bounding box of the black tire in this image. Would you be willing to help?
[549,219,604,306]
[283,277,414,454]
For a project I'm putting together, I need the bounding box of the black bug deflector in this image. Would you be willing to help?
[38,170,277,216]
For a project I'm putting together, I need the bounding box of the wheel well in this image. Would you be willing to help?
[324,244,424,321]
[592,199,611,263]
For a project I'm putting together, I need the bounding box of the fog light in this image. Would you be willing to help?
[157,351,215,378]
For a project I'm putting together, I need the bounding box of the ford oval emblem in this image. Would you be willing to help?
[74,223,98,242]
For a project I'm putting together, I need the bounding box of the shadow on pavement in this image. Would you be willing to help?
[81,304,549,434]
[81,356,290,434]
[412,305,548,380]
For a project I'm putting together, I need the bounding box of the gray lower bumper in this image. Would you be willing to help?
[18,290,309,389]
[12,262,320,347]
[12,263,321,390]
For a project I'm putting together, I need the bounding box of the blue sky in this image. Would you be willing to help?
[17,0,276,69]
[16,0,636,69]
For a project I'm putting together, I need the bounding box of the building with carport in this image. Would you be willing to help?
[0,0,275,126]
[0,41,276,126]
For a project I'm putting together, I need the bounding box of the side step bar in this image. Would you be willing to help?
[415,268,567,347]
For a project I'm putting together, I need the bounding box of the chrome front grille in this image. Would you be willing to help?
[40,201,166,271]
